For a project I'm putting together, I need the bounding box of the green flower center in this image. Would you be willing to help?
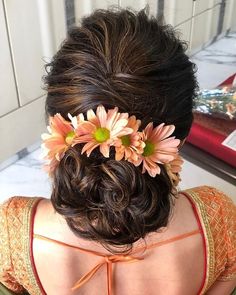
[121,135,131,147]
[94,127,110,143]
[143,141,155,157]
[65,131,75,144]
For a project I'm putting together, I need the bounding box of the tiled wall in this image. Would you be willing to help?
[164,0,236,53]
[70,0,236,54]
[0,0,66,165]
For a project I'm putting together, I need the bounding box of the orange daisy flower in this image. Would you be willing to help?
[140,123,180,177]
[41,113,75,165]
[165,154,184,186]
[73,105,133,158]
[114,116,145,163]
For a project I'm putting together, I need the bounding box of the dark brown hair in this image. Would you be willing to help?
[44,7,198,252]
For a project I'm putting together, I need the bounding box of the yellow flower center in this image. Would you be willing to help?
[94,127,110,143]
[121,135,131,147]
[143,141,155,157]
[65,131,75,144]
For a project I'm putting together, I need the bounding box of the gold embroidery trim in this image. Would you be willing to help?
[184,189,215,294]
[24,198,43,295]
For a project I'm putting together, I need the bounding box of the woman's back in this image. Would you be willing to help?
[32,193,204,295]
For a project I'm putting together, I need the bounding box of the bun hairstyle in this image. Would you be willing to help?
[44,7,198,252]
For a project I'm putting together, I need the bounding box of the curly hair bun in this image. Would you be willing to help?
[45,7,197,252]
[52,146,172,251]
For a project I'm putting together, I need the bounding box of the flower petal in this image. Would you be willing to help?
[124,148,132,159]
[150,152,175,163]
[41,133,51,140]
[96,105,107,127]
[76,121,96,136]
[111,127,133,138]
[82,142,99,156]
[51,114,73,136]
[128,116,141,131]
[106,107,119,130]
[100,143,110,158]
[149,123,165,139]
[68,113,78,129]
[44,138,65,151]
[47,126,52,133]
[156,137,180,149]
[87,109,99,125]
[115,147,124,161]
[73,134,93,144]
[112,118,129,131]
[132,157,142,166]
[151,124,175,142]
[142,158,161,177]
[143,122,154,139]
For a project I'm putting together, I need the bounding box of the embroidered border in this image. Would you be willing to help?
[183,189,215,294]
[22,197,43,295]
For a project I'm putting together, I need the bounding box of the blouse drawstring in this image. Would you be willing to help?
[71,254,144,295]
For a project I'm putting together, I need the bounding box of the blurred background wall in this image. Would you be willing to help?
[0,0,236,165]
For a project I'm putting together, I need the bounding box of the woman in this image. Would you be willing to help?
[0,8,235,295]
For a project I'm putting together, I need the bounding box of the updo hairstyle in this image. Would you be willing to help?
[44,7,198,252]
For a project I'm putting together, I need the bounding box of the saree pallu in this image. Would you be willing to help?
[0,186,235,295]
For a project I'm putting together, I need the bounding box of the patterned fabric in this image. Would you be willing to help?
[0,197,42,295]
[183,186,236,293]
[0,186,235,295]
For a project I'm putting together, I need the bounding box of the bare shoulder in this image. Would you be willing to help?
[166,192,200,234]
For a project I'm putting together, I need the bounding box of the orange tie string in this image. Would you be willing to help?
[71,254,144,295]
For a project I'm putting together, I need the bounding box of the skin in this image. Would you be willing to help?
[33,193,205,295]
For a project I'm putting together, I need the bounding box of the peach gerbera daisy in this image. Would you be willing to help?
[73,105,133,158]
[41,113,75,165]
[165,154,184,186]
[114,115,145,163]
[140,123,180,177]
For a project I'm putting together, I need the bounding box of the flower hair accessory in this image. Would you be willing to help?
[42,105,183,181]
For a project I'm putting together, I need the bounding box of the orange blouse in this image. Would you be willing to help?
[0,186,235,295]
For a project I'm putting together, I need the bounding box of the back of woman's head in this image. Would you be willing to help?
[44,7,198,252]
